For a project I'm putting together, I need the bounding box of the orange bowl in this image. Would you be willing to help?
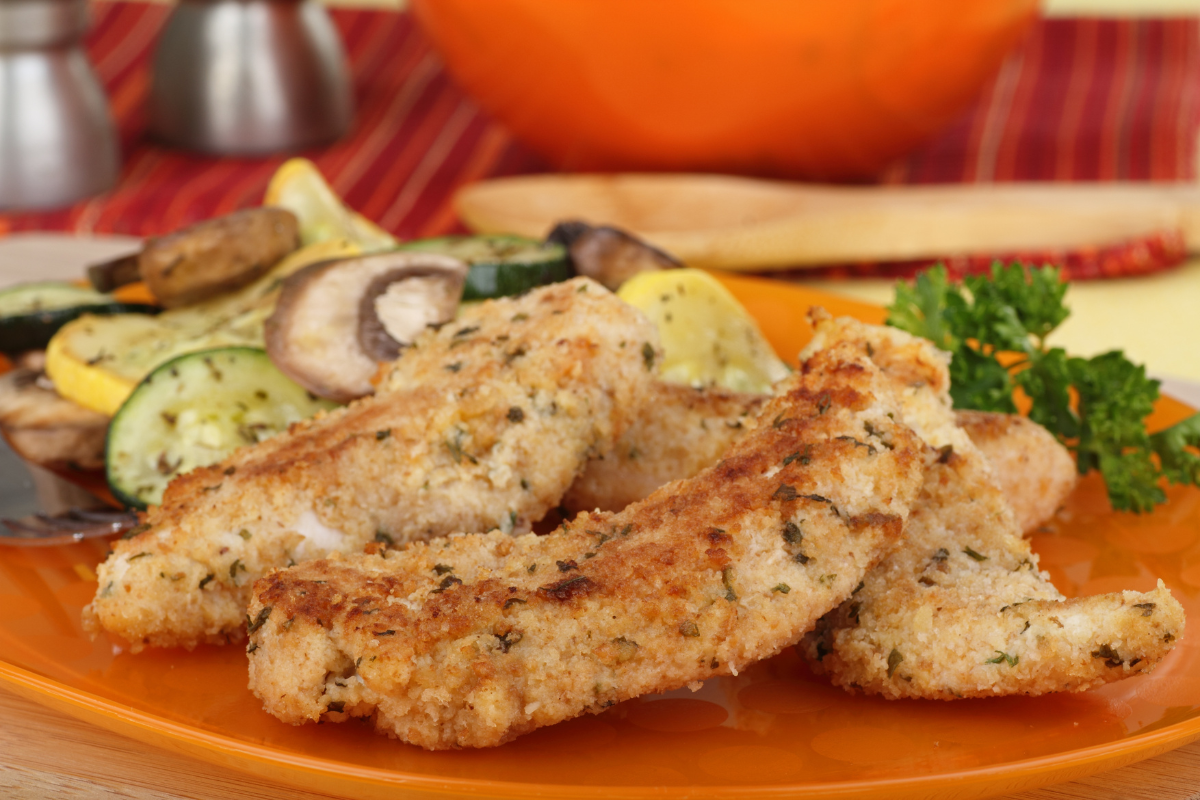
[410,0,1040,180]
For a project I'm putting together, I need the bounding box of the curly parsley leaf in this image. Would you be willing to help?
[1151,414,1200,487]
[887,262,1200,513]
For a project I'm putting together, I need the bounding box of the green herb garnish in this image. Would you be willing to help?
[888,263,1200,512]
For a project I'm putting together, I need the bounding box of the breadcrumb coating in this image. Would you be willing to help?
[956,410,1077,534]
[563,382,764,513]
[84,279,658,651]
[563,383,1072,535]
[246,339,927,749]
[799,315,1184,699]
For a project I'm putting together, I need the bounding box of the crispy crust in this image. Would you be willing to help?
[798,315,1184,699]
[956,410,1077,534]
[563,381,764,513]
[246,340,927,749]
[564,384,1070,535]
[84,279,658,651]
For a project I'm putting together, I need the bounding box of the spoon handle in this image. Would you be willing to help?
[456,175,1200,270]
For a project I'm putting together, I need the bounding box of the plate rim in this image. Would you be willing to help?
[4,657,1200,800]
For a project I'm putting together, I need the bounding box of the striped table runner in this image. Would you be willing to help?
[1,5,1197,279]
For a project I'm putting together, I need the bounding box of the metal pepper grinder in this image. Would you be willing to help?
[148,0,353,155]
[0,0,119,210]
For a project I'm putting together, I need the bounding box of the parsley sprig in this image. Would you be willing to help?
[887,263,1200,513]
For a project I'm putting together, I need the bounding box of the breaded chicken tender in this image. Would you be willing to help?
[563,384,1072,536]
[246,340,927,749]
[956,409,1077,533]
[563,382,764,513]
[85,279,659,651]
[799,315,1184,699]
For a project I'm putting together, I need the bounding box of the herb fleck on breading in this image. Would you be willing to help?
[773,484,798,501]
[642,342,656,371]
[122,523,150,540]
[722,565,737,601]
[246,606,271,633]
[538,575,597,601]
[495,631,523,653]
[783,446,813,467]
[612,636,639,662]
[887,648,904,678]
[679,620,700,637]
[963,546,988,562]
[431,576,463,593]
[986,650,1019,667]
[1092,643,1124,668]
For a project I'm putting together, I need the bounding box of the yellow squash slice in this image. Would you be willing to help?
[264,158,396,251]
[618,269,789,394]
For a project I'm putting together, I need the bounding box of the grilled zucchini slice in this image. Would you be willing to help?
[396,235,571,301]
[0,282,155,355]
[106,347,335,509]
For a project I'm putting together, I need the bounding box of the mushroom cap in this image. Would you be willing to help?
[264,252,467,402]
[548,220,679,291]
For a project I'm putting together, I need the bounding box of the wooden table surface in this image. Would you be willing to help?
[1,685,1198,800]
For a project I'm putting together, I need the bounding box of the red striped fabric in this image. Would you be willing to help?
[1,6,1197,280]
[882,18,1200,183]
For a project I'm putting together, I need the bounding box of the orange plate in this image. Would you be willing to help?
[3,275,1200,800]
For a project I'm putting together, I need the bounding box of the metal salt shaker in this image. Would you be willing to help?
[0,0,119,210]
[148,0,353,155]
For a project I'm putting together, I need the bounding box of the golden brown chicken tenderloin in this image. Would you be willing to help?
[246,338,927,749]
[84,279,659,652]
[956,409,1077,534]
[563,381,764,513]
[564,381,1072,536]
[799,315,1183,699]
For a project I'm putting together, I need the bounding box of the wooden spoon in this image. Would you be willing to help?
[455,174,1200,270]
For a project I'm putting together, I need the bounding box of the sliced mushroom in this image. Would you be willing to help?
[264,252,467,402]
[139,207,301,308]
[0,367,109,470]
[86,252,141,293]
[547,220,680,291]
